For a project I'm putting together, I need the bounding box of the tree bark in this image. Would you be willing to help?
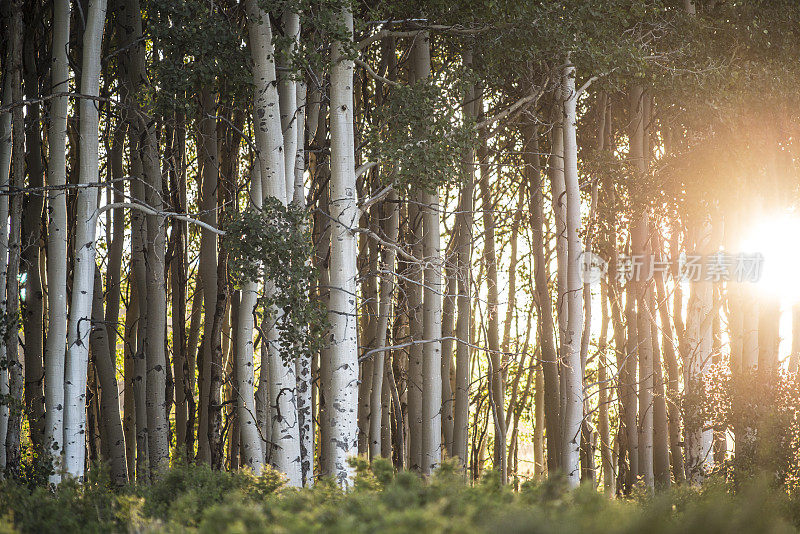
[522,123,561,474]
[0,48,13,475]
[369,191,399,460]
[4,4,25,473]
[63,0,108,478]
[245,0,301,485]
[561,61,584,487]
[90,267,127,485]
[233,164,265,475]
[21,31,45,449]
[452,50,476,467]
[324,2,359,485]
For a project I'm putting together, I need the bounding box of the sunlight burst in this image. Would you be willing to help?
[740,213,800,303]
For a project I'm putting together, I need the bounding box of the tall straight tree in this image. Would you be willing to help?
[6,0,25,473]
[244,0,301,486]
[561,60,584,487]
[63,0,107,478]
[452,50,476,465]
[233,164,265,475]
[413,31,443,475]
[0,35,13,474]
[325,1,359,486]
[523,122,561,474]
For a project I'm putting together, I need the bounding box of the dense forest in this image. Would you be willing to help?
[1,0,800,531]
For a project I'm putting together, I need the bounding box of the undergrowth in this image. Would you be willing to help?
[0,458,798,533]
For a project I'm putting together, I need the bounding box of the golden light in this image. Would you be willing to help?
[739,213,800,304]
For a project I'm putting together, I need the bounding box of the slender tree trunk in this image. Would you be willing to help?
[357,210,377,455]
[452,50,475,467]
[129,139,149,482]
[294,80,313,486]
[685,220,714,483]
[245,0,301,485]
[410,32,443,476]
[478,124,506,482]
[169,114,190,454]
[21,33,45,449]
[369,191,399,460]
[623,267,639,489]
[599,282,615,495]
[654,251,686,483]
[324,3,359,485]
[90,267,127,484]
[196,88,218,465]
[278,10,300,205]
[522,123,561,474]
[5,5,25,472]
[0,52,13,474]
[123,286,138,478]
[561,61,584,487]
[406,196,423,472]
[651,282,671,488]
[63,0,108,478]
[233,164,265,475]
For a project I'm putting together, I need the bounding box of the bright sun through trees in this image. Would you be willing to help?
[741,214,800,303]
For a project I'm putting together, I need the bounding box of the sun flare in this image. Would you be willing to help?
[739,213,800,304]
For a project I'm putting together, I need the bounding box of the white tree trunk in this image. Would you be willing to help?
[369,191,399,460]
[629,85,654,488]
[279,10,300,205]
[325,3,359,486]
[561,61,583,487]
[685,220,714,483]
[294,80,314,486]
[63,0,108,479]
[0,63,12,474]
[245,0,301,486]
[234,164,265,475]
[411,30,442,475]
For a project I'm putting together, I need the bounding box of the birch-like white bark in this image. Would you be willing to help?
[685,220,714,483]
[245,0,301,486]
[294,80,313,485]
[561,61,583,487]
[234,164,265,475]
[325,3,359,486]
[412,31,442,475]
[279,10,300,205]
[63,0,108,479]
[0,60,12,474]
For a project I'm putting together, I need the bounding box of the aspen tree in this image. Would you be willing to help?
[5,0,25,472]
[412,31,443,475]
[561,60,583,487]
[63,0,107,478]
[325,2,359,485]
[21,32,46,447]
[89,267,127,485]
[233,165,265,475]
[523,123,561,474]
[245,0,302,485]
[0,48,12,475]
[452,51,475,466]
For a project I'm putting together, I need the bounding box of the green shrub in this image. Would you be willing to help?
[0,458,798,533]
